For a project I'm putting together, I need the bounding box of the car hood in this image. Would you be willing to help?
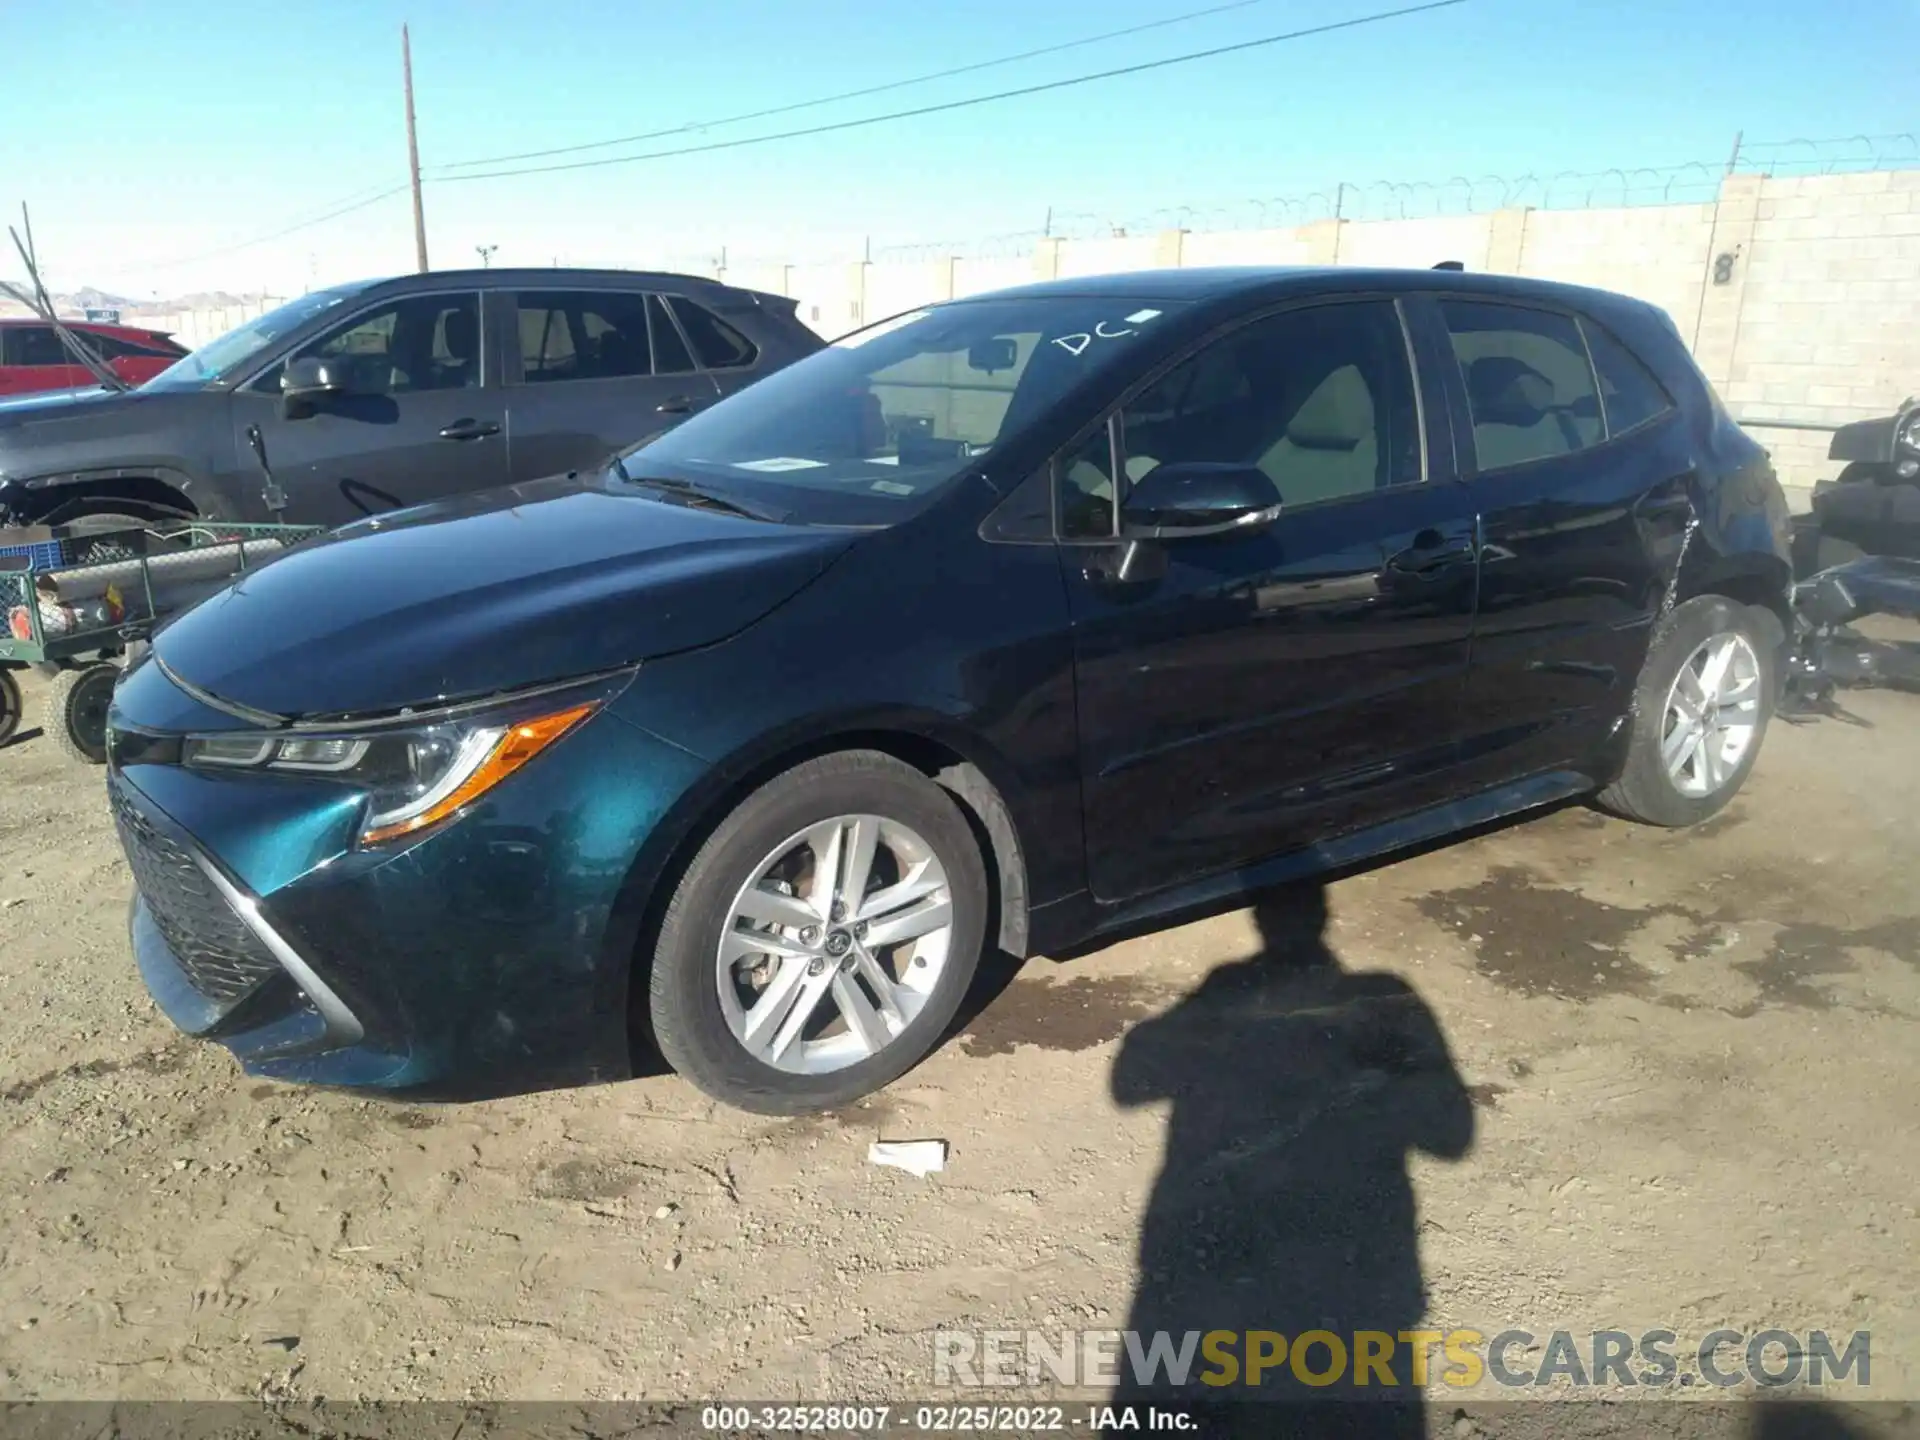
[151,473,858,720]
[0,384,124,417]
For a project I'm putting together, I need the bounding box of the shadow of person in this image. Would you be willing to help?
[1109,883,1474,1436]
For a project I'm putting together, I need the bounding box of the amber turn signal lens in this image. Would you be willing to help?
[359,702,597,846]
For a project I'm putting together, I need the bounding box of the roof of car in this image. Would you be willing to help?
[0,317,172,335]
[947,265,1654,314]
[355,267,751,293]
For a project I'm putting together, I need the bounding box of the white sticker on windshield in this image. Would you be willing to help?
[1124,308,1163,325]
[865,456,901,466]
[732,457,827,472]
[871,480,915,496]
[834,311,928,348]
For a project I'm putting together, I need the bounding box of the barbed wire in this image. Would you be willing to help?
[810,132,1920,261]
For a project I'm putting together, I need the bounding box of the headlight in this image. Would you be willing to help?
[182,677,620,846]
[1898,412,1920,454]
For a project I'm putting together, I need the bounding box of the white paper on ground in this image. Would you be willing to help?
[867,1139,948,1177]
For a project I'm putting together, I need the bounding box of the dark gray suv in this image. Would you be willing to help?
[0,269,822,528]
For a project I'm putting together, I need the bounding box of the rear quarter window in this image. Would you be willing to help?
[1579,319,1675,439]
[670,299,758,370]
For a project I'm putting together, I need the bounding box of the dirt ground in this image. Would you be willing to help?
[2,663,1918,1426]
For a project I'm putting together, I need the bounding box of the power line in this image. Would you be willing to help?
[436,0,1467,185]
[436,0,1296,172]
[97,184,411,277]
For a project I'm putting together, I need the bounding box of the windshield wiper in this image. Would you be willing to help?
[5,212,131,394]
[616,466,789,523]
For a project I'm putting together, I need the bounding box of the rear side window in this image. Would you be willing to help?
[670,298,758,370]
[81,331,178,360]
[1441,300,1602,473]
[516,291,656,383]
[647,295,697,375]
[1581,319,1674,438]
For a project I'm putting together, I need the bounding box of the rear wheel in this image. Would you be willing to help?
[44,663,119,765]
[0,668,21,748]
[648,750,987,1114]
[1597,595,1776,827]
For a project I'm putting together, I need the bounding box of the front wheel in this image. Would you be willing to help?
[647,751,988,1114]
[1596,595,1776,827]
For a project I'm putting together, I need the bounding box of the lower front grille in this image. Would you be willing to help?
[110,779,282,1005]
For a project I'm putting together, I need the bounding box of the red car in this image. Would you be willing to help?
[0,318,187,396]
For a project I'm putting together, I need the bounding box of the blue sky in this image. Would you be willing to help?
[3,0,1911,298]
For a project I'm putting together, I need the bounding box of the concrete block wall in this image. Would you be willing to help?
[1722,171,1920,490]
[703,169,1920,497]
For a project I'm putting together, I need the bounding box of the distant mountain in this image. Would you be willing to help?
[50,287,140,311]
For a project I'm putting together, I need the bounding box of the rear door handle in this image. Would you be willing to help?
[1386,536,1475,575]
[439,418,501,441]
[1637,493,1693,520]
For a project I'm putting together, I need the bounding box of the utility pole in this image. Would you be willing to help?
[403,24,429,272]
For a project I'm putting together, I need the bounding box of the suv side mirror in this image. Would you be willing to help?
[281,356,351,418]
[1121,461,1282,538]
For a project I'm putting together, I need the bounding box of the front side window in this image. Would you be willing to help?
[5,326,68,367]
[624,296,1182,526]
[1581,319,1674,438]
[1058,300,1420,538]
[266,293,482,396]
[1442,300,1602,473]
[141,283,371,392]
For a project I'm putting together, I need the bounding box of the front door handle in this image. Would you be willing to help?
[656,396,698,415]
[1386,535,1475,575]
[439,418,501,441]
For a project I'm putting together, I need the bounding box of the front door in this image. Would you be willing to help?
[1061,298,1478,904]
[232,290,510,525]
[502,289,724,480]
[1422,297,1693,785]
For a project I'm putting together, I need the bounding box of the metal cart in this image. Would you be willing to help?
[1,520,325,761]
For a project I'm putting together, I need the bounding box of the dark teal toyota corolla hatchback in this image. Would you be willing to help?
[106,267,1793,1113]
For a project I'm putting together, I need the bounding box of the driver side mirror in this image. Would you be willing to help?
[1121,461,1282,538]
[280,356,351,419]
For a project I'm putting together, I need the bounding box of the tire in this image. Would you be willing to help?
[0,668,21,749]
[44,663,119,765]
[648,750,988,1115]
[1596,595,1776,828]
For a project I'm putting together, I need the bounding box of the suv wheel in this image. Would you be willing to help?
[1596,594,1776,827]
[648,750,987,1114]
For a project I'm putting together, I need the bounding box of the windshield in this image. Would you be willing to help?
[622,295,1182,525]
[137,283,376,392]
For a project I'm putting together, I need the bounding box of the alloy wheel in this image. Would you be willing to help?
[1661,630,1762,798]
[716,814,955,1075]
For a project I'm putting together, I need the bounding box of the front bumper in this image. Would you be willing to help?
[109,667,708,1094]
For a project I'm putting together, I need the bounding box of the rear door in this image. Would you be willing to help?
[1060,297,1479,903]
[501,289,723,479]
[231,289,510,524]
[1422,295,1693,785]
